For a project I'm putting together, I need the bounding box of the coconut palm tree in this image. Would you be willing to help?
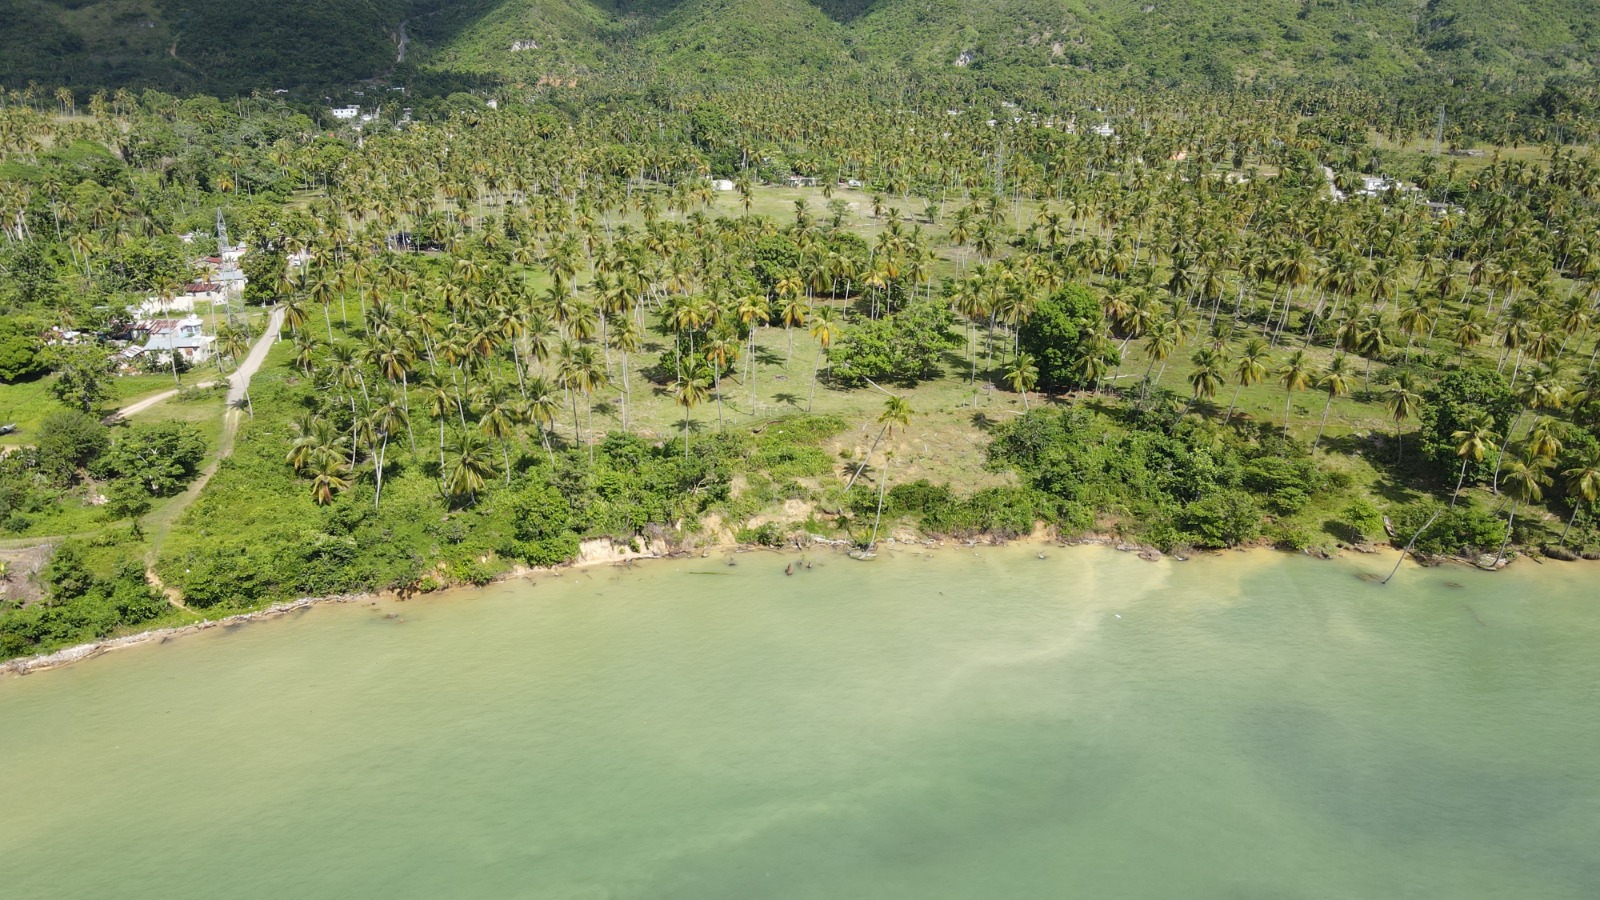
[444,428,496,504]
[1185,347,1227,416]
[368,388,409,510]
[473,378,523,484]
[1005,352,1039,409]
[1276,350,1313,438]
[1384,372,1423,460]
[308,454,352,506]
[1494,450,1550,566]
[1225,337,1270,423]
[1313,354,1352,448]
[844,395,914,494]
[673,365,711,459]
[523,375,561,463]
[1559,447,1600,546]
[807,305,841,412]
[1449,412,1497,506]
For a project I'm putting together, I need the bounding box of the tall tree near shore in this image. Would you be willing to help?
[1560,448,1600,546]
[1449,413,1497,506]
[1494,450,1550,566]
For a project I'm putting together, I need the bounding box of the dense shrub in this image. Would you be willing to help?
[1390,500,1507,558]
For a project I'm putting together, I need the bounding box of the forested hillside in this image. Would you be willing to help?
[4,0,1595,98]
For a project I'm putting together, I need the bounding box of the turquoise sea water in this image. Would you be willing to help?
[1,546,1597,898]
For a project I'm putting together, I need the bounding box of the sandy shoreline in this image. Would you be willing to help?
[0,527,1580,678]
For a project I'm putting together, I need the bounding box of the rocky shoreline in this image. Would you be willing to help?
[4,525,1584,678]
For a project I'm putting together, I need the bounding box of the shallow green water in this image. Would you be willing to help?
[2,546,1598,899]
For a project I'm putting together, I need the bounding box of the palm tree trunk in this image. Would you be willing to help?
[1558,503,1582,547]
[1493,502,1518,567]
[1490,411,1523,494]
[809,351,822,412]
[374,433,387,511]
[844,424,891,494]
[1314,394,1334,448]
[1225,383,1244,423]
[867,454,892,551]
[1451,457,1469,507]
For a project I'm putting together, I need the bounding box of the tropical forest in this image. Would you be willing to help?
[2,0,1600,664]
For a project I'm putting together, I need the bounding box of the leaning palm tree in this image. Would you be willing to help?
[1276,350,1313,438]
[1559,447,1600,546]
[1449,412,1498,507]
[1384,372,1423,461]
[845,396,914,494]
[1494,449,1551,566]
[1312,354,1352,449]
[867,451,897,552]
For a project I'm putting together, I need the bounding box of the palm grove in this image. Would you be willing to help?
[2,77,1600,653]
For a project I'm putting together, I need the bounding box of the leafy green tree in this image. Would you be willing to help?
[0,320,46,383]
[97,421,207,497]
[829,298,960,387]
[49,345,116,414]
[505,481,578,567]
[103,478,153,523]
[1418,369,1517,488]
[35,410,110,484]
[1017,284,1111,393]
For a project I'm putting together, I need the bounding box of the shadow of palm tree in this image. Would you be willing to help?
[773,392,802,408]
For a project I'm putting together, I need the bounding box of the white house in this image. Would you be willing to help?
[130,295,196,318]
[331,106,361,120]
[711,179,735,192]
[142,316,214,366]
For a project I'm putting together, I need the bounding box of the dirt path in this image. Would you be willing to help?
[137,308,283,594]
[397,20,409,64]
[103,381,215,424]
[143,308,284,553]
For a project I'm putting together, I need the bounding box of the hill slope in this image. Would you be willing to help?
[2,0,1594,95]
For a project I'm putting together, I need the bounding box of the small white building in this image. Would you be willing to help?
[130,295,196,318]
[711,179,735,192]
[142,316,214,366]
[331,106,361,120]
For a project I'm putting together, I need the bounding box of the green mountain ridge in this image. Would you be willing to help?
[2,0,1594,95]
